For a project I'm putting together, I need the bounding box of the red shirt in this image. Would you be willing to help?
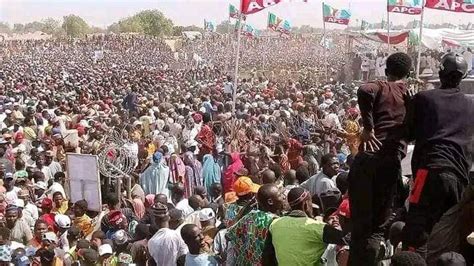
[40,213,57,232]
[287,138,304,169]
[196,124,216,155]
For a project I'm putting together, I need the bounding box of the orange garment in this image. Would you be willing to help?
[343,119,360,155]
[146,143,156,157]
[73,214,94,237]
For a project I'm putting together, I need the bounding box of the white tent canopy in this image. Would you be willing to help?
[413,28,474,50]
[354,28,474,51]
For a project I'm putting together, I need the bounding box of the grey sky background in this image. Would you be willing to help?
[0,0,472,29]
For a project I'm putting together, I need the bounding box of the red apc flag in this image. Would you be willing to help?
[241,0,283,15]
[425,0,474,13]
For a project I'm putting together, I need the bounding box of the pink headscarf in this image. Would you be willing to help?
[132,198,145,219]
[144,194,155,208]
[170,154,186,184]
[223,152,244,194]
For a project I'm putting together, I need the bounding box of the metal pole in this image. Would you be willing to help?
[262,37,265,72]
[232,13,243,113]
[227,17,231,43]
[323,2,328,82]
[387,0,391,53]
[106,161,132,200]
[226,15,231,73]
[416,1,425,78]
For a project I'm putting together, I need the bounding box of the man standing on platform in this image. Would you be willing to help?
[402,53,474,259]
[348,52,412,265]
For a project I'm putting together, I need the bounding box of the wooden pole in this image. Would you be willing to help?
[232,13,243,113]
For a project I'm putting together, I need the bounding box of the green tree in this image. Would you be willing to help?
[24,21,45,32]
[62,15,90,37]
[215,20,232,34]
[90,26,106,34]
[118,17,144,33]
[13,23,24,33]
[107,22,120,33]
[42,18,60,35]
[0,22,10,33]
[298,25,317,34]
[134,10,173,37]
[172,25,184,36]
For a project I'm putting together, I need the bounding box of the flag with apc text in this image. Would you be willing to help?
[241,0,283,15]
[425,0,474,13]
[323,3,351,25]
[388,0,423,14]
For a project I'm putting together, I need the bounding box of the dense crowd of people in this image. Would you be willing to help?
[0,32,473,266]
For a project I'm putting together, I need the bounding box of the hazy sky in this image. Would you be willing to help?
[0,0,472,29]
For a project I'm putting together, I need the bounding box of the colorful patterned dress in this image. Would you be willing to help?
[226,210,277,266]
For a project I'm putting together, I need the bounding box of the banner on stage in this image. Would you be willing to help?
[241,0,283,15]
[425,0,474,13]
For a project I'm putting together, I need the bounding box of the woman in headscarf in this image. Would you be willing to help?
[139,152,170,197]
[222,152,244,194]
[169,153,186,184]
[202,153,221,197]
[144,194,155,209]
[183,151,203,198]
[52,191,68,214]
[131,196,145,220]
[303,145,320,176]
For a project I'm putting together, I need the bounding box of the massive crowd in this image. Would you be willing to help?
[0,33,473,266]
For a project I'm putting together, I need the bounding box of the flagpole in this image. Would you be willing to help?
[227,12,231,74]
[232,12,243,113]
[416,0,425,78]
[322,2,328,82]
[387,0,391,53]
[262,37,265,72]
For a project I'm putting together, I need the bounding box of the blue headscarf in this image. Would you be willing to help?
[153,152,163,163]
[202,154,221,198]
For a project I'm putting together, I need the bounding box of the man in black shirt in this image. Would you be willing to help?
[348,52,412,266]
[403,53,474,257]
[122,86,138,117]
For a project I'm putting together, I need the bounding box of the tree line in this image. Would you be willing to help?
[0,10,204,38]
[1,10,472,38]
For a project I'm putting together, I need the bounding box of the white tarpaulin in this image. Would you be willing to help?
[361,31,410,45]
[182,31,202,40]
[67,153,102,212]
[413,28,474,50]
